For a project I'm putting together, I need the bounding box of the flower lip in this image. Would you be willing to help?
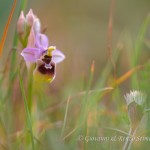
[38,61,55,75]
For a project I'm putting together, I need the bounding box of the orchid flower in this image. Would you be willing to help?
[17,9,65,83]
[21,33,65,83]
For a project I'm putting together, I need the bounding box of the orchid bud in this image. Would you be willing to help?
[17,11,26,35]
[26,9,36,27]
[33,18,41,34]
[124,91,146,130]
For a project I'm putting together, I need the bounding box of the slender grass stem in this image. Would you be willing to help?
[82,61,94,150]
[103,127,129,136]
[19,70,35,150]
[27,66,34,113]
[107,0,116,77]
[4,0,28,102]
[63,126,78,141]
[131,14,150,88]
[61,96,70,137]
[122,118,144,150]
[0,0,17,56]
[4,32,18,104]
[123,127,137,150]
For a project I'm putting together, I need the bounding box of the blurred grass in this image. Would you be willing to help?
[131,14,150,89]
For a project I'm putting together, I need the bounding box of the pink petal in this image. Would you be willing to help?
[17,11,26,35]
[26,9,36,27]
[21,48,41,62]
[52,49,65,64]
[27,27,35,47]
[35,33,49,50]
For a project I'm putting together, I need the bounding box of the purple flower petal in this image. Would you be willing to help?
[21,48,42,62]
[35,33,49,50]
[52,49,65,64]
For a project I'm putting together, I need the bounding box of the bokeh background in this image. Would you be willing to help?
[1,0,150,89]
[0,0,150,150]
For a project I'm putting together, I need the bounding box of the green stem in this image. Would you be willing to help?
[82,62,94,150]
[5,0,28,102]
[61,96,70,137]
[123,128,134,150]
[27,66,34,114]
[4,32,18,103]
[123,123,140,150]
[19,70,35,150]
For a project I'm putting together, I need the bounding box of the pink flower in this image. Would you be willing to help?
[17,9,65,83]
[21,33,65,83]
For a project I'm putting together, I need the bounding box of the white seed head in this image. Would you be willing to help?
[124,90,146,106]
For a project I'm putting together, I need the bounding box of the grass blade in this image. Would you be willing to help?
[0,0,17,56]
[18,70,35,150]
[61,96,71,137]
